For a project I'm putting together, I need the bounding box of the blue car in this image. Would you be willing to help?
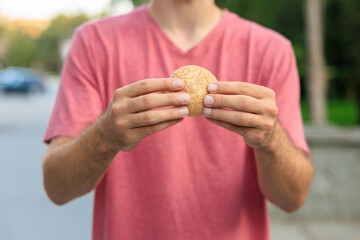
[0,67,45,93]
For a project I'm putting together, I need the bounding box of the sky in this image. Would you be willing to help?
[0,0,134,19]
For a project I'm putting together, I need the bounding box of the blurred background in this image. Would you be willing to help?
[0,0,359,239]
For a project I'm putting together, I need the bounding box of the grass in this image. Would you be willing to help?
[301,99,359,126]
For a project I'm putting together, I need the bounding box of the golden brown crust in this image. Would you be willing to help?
[171,65,218,117]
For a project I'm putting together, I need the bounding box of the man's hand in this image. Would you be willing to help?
[203,81,314,212]
[203,81,278,150]
[43,78,190,205]
[99,78,190,152]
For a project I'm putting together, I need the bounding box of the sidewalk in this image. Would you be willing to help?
[271,220,360,240]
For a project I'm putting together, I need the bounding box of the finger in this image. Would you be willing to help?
[204,94,263,114]
[203,108,262,128]
[129,107,188,128]
[206,118,250,136]
[128,92,190,113]
[135,119,183,138]
[122,78,184,97]
[207,82,275,99]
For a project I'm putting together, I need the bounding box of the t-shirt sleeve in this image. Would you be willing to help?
[261,40,309,153]
[43,27,104,143]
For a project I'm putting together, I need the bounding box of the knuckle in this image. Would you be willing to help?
[139,79,149,88]
[267,88,276,98]
[253,132,263,143]
[263,119,274,130]
[241,98,252,110]
[110,104,118,116]
[141,112,153,124]
[111,102,124,115]
[115,119,127,130]
[271,106,278,116]
[272,105,279,116]
[129,115,138,126]
[125,100,133,112]
[238,114,250,126]
[264,104,278,116]
[114,88,123,98]
[139,79,150,91]
[141,95,153,107]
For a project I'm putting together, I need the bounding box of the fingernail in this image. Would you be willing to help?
[208,83,217,92]
[203,107,212,115]
[204,95,214,105]
[173,79,184,88]
[179,107,189,116]
[179,93,190,103]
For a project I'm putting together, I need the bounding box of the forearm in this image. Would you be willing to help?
[254,121,314,212]
[43,118,118,205]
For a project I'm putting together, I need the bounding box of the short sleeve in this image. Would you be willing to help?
[43,27,104,143]
[261,40,309,153]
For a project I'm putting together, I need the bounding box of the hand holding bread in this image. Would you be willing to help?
[100,78,189,152]
[203,81,279,150]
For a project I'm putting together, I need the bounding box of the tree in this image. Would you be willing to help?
[305,0,328,125]
[131,0,147,6]
[1,28,36,68]
[34,14,89,73]
[326,0,360,123]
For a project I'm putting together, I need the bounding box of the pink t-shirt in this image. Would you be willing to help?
[44,5,309,240]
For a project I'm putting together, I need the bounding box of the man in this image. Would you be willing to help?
[43,0,314,239]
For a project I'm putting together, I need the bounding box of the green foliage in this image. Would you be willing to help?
[324,0,360,123]
[132,0,147,6]
[1,13,88,73]
[1,29,36,68]
[302,100,359,125]
[326,0,360,97]
[33,14,89,73]
[43,14,89,40]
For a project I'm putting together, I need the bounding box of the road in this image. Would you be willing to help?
[0,85,92,240]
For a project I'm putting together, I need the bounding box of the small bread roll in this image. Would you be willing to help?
[171,65,218,117]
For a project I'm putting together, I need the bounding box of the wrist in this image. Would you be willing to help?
[257,120,282,154]
[93,116,120,155]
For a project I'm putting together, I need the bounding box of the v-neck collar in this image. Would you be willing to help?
[141,5,229,58]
